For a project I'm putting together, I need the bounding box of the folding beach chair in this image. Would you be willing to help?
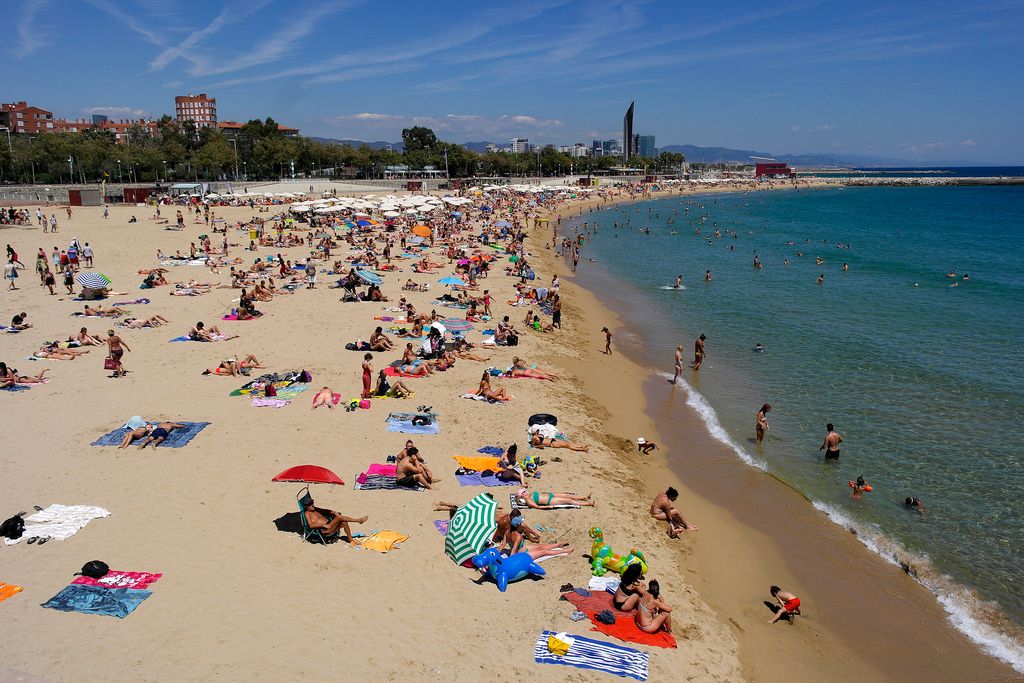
[296,487,338,544]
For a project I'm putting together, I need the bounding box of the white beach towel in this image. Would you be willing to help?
[588,575,621,593]
[5,504,111,545]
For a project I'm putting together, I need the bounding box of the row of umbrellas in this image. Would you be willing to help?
[273,464,495,565]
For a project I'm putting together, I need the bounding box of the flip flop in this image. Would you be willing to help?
[27,537,37,544]
[38,537,48,544]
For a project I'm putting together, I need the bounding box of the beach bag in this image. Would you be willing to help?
[345,343,357,351]
[507,334,519,347]
[76,560,109,579]
[0,514,25,540]
[103,357,117,370]
[299,370,312,382]
[358,399,371,410]
[264,384,277,397]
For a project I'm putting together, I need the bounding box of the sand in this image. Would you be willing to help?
[0,181,1016,682]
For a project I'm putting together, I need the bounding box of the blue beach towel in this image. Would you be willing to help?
[1,384,31,392]
[477,445,504,456]
[41,585,152,619]
[169,335,192,342]
[386,418,439,435]
[456,473,519,487]
[91,421,210,447]
[533,630,648,681]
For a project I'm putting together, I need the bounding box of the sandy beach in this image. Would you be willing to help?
[0,181,1018,682]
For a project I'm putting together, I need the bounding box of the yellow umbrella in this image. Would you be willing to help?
[411,224,432,237]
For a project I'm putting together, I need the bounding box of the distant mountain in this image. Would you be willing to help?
[657,144,996,168]
[309,137,403,151]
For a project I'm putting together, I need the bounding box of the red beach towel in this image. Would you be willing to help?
[561,590,677,649]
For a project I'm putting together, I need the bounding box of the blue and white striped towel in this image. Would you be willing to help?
[533,630,649,680]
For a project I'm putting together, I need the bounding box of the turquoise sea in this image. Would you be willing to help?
[567,185,1024,671]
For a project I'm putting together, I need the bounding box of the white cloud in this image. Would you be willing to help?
[815,124,836,131]
[14,1,52,58]
[82,106,150,118]
[960,139,976,147]
[791,124,801,132]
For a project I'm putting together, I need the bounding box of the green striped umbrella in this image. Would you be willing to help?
[445,493,497,565]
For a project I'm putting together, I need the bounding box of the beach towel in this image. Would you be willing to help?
[386,415,439,435]
[169,335,192,342]
[5,504,110,545]
[366,463,397,477]
[251,397,290,408]
[221,314,254,321]
[41,584,151,619]
[451,455,501,472]
[90,421,209,448]
[0,582,24,602]
[588,575,621,593]
[384,366,423,379]
[510,493,579,511]
[357,530,409,553]
[72,571,162,590]
[433,520,449,536]
[0,325,22,333]
[353,471,425,492]
[1,384,31,392]
[533,630,649,681]
[112,298,150,306]
[560,590,677,649]
[477,445,504,456]
[461,393,505,404]
[456,473,519,487]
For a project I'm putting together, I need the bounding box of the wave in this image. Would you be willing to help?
[659,369,1024,674]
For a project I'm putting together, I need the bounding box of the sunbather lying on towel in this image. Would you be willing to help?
[311,386,338,410]
[137,422,186,449]
[203,354,264,377]
[121,315,170,329]
[0,364,48,387]
[119,424,151,448]
[188,322,237,342]
[515,488,594,509]
[83,304,127,317]
[35,343,89,360]
[510,356,558,381]
[495,510,575,560]
[304,497,367,546]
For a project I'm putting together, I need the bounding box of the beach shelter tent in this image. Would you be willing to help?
[411,224,432,237]
[445,493,497,565]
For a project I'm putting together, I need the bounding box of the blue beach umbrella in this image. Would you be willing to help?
[494,220,512,228]
[356,270,382,285]
[437,276,464,286]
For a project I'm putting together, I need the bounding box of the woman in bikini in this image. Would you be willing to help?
[106,329,130,377]
[477,371,511,402]
[613,563,646,611]
[400,344,432,376]
[510,356,558,381]
[373,369,411,398]
[529,432,589,452]
[35,344,89,360]
[515,488,594,509]
[311,386,337,410]
[635,580,673,633]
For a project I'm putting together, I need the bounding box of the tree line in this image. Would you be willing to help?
[0,119,686,185]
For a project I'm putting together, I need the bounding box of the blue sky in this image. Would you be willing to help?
[7,0,1024,162]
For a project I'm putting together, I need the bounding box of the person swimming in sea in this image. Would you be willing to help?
[674,275,682,289]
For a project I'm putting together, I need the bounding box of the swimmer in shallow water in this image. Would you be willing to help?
[754,343,764,352]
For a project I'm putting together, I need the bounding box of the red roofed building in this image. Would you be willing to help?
[0,101,55,133]
[51,118,159,144]
[752,156,794,178]
[175,93,217,128]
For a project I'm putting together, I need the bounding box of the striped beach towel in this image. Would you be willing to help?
[533,630,648,680]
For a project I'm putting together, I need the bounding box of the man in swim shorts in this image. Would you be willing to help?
[768,586,801,623]
[692,334,706,371]
[137,422,185,449]
[819,423,842,460]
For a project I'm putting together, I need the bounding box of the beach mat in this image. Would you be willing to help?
[72,571,162,590]
[533,630,649,680]
[386,414,439,435]
[353,470,425,492]
[5,504,110,545]
[90,421,210,447]
[41,584,151,619]
[560,591,677,649]
[452,455,500,471]
[356,530,408,553]
[0,582,24,602]
[456,473,518,487]
[433,520,449,535]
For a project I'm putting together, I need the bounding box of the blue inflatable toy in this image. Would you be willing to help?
[471,547,545,592]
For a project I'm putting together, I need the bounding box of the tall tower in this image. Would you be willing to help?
[623,101,635,162]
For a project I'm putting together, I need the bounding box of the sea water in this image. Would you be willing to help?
[566,184,1024,670]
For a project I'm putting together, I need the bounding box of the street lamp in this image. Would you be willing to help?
[116,159,122,184]
[230,138,239,180]
[162,160,167,182]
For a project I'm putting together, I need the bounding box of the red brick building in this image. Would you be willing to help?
[0,101,55,133]
[175,93,217,128]
[52,118,159,144]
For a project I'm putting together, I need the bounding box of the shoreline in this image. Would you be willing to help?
[532,186,1022,681]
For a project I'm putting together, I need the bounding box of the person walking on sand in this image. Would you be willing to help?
[756,403,771,444]
[106,329,130,378]
[692,334,706,370]
[601,327,612,354]
[5,259,18,290]
[820,423,843,460]
[672,345,684,384]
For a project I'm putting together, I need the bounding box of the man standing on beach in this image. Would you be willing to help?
[693,334,706,371]
[820,423,842,460]
[551,295,562,328]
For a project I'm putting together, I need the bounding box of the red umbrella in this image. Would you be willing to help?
[272,464,344,485]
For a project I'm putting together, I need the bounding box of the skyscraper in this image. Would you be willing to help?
[623,101,634,162]
[637,135,656,158]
